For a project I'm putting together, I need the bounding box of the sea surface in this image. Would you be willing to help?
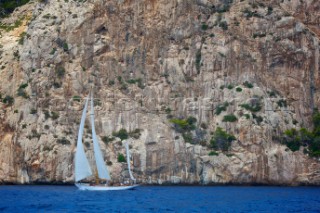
[0,185,319,212]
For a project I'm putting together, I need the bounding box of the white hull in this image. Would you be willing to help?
[75,183,139,191]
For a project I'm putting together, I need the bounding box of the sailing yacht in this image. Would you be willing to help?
[74,92,139,191]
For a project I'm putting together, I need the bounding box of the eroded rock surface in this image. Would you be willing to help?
[0,0,319,185]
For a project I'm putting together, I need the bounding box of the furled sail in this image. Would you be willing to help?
[125,141,136,181]
[75,95,93,182]
[90,93,111,180]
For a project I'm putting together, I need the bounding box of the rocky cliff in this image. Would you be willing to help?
[0,0,319,185]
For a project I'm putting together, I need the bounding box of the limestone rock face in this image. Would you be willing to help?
[0,0,320,185]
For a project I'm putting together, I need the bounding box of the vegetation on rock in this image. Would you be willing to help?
[227,84,233,90]
[113,129,129,141]
[0,0,30,18]
[170,117,197,132]
[55,67,65,78]
[210,127,236,151]
[57,137,70,145]
[169,116,206,144]
[18,32,27,45]
[117,153,126,162]
[2,95,14,106]
[17,83,29,99]
[72,96,81,102]
[128,129,142,139]
[252,113,263,124]
[215,102,229,115]
[236,87,242,92]
[51,112,59,120]
[126,78,144,89]
[30,108,37,114]
[277,99,287,108]
[195,49,202,73]
[209,151,219,156]
[112,128,142,141]
[240,98,262,112]
[279,112,320,157]
[222,114,238,122]
[243,81,253,88]
[43,110,59,120]
[102,136,115,144]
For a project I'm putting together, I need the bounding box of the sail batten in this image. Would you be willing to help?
[75,96,92,182]
[90,93,111,180]
[125,141,136,181]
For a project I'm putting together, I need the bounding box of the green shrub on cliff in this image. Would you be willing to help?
[57,137,70,145]
[169,116,203,144]
[309,137,320,157]
[0,18,23,32]
[30,108,37,114]
[240,98,262,112]
[117,153,126,162]
[281,112,320,157]
[51,111,59,120]
[63,42,69,52]
[170,117,197,132]
[55,67,65,78]
[126,78,144,89]
[0,0,30,18]
[112,128,142,141]
[219,21,228,30]
[222,114,238,122]
[215,102,229,115]
[2,95,14,105]
[209,151,219,156]
[17,83,29,99]
[72,96,81,102]
[182,132,193,143]
[236,87,242,92]
[243,81,253,88]
[128,129,142,139]
[283,128,302,151]
[210,127,236,151]
[113,129,128,141]
[252,113,263,124]
[277,99,287,108]
[102,136,115,144]
[227,84,233,90]
[18,32,27,45]
[201,23,208,30]
[195,50,202,73]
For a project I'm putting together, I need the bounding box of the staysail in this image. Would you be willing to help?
[90,93,111,180]
[125,141,136,181]
[75,95,93,182]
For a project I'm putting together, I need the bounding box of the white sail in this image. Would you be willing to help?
[125,141,136,181]
[75,96,92,182]
[90,93,111,180]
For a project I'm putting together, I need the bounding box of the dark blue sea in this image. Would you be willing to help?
[0,185,319,212]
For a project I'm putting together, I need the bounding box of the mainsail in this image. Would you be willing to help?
[75,91,137,187]
[125,141,136,181]
[90,93,111,180]
[75,96,93,182]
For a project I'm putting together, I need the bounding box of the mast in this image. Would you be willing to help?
[95,170,99,185]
